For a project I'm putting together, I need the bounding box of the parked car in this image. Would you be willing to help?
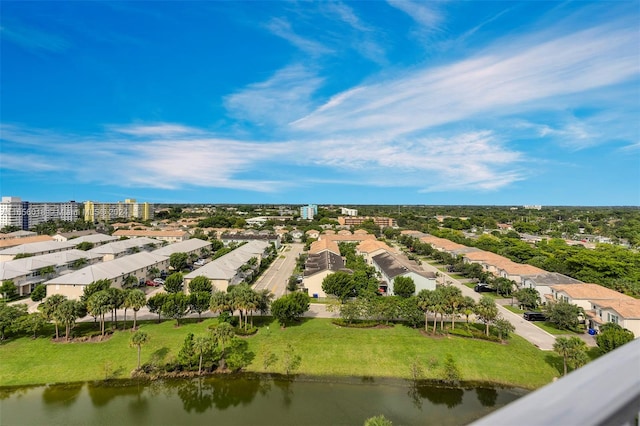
[145,280,159,287]
[194,259,206,266]
[474,283,495,293]
[153,278,165,285]
[523,311,547,321]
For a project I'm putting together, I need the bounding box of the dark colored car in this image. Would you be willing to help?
[474,283,495,292]
[523,311,547,321]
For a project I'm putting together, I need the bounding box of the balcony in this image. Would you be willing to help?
[471,338,640,426]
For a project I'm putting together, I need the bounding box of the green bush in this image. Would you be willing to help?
[448,328,473,338]
[332,319,380,328]
[235,326,258,336]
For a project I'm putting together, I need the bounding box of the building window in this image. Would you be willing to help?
[607,313,619,324]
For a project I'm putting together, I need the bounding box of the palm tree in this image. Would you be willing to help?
[125,289,147,330]
[209,322,235,371]
[553,337,572,376]
[54,300,82,341]
[416,289,433,332]
[87,290,112,336]
[130,330,149,369]
[193,336,211,375]
[38,294,66,339]
[553,336,588,376]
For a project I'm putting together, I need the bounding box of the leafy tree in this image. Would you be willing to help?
[130,330,149,369]
[270,292,310,328]
[595,323,634,353]
[188,276,212,294]
[30,284,47,302]
[13,253,34,260]
[397,296,423,328]
[71,258,88,269]
[442,354,461,383]
[282,343,302,375]
[123,275,139,290]
[493,316,515,341]
[210,322,235,370]
[321,271,355,302]
[393,276,415,298]
[189,292,211,321]
[164,272,184,294]
[0,302,28,340]
[461,296,476,325]
[16,311,47,339]
[169,252,189,272]
[493,277,516,297]
[553,336,588,376]
[209,291,232,317]
[147,267,160,279]
[225,338,253,371]
[38,294,66,339]
[76,241,94,251]
[161,293,190,326]
[178,333,197,369]
[147,293,167,323]
[514,288,540,310]
[545,301,581,330]
[474,296,499,336]
[124,289,146,330]
[1,280,18,300]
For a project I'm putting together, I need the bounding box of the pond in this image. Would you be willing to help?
[0,374,526,425]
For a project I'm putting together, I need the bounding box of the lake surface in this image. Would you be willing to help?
[0,374,525,425]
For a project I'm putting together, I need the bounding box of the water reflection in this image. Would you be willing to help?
[476,387,498,407]
[2,375,525,426]
[42,382,83,407]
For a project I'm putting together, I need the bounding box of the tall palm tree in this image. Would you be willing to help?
[130,330,149,369]
[416,289,433,332]
[38,294,66,339]
[553,337,572,376]
[87,290,112,336]
[125,289,147,330]
[193,336,211,375]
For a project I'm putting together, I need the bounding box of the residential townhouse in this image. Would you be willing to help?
[220,231,281,249]
[183,240,270,293]
[44,252,170,300]
[112,229,190,243]
[588,299,640,336]
[0,240,77,262]
[356,240,395,266]
[302,239,346,299]
[547,284,635,311]
[371,252,436,296]
[151,238,212,259]
[88,237,164,261]
[0,249,103,296]
[0,235,54,249]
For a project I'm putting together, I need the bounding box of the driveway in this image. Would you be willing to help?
[391,244,560,351]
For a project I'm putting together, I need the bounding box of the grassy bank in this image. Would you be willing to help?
[0,318,560,389]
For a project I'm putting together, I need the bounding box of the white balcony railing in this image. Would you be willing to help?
[471,338,640,426]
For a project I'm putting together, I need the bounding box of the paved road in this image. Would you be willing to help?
[253,243,304,299]
[390,244,562,351]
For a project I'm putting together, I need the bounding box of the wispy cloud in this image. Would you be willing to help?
[265,17,333,56]
[0,23,70,53]
[292,22,639,139]
[386,0,444,34]
[224,64,324,127]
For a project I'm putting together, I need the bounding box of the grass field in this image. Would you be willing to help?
[0,318,562,389]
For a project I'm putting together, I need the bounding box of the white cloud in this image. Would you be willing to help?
[224,64,324,127]
[0,23,70,53]
[292,22,639,139]
[265,18,333,56]
[386,0,443,30]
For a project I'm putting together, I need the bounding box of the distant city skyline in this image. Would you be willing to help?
[1,1,639,206]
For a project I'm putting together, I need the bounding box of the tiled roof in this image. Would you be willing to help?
[0,235,54,249]
[356,239,392,254]
[152,239,212,256]
[88,237,163,255]
[309,239,340,255]
[550,284,634,301]
[184,240,269,280]
[592,299,640,319]
[113,229,190,238]
[304,251,345,277]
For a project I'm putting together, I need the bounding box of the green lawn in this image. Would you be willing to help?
[0,318,561,389]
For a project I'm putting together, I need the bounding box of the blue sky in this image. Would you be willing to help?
[1,1,639,206]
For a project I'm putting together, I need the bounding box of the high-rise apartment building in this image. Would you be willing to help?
[84,199,153,222]
[300,204,318,220]
[0,197,80,230]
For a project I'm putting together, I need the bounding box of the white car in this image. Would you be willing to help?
[194,259,206,266]
[153,278,165,285]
